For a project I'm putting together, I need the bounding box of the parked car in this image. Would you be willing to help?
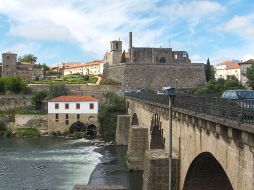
[221,90,254,120]
[221,90,254,100]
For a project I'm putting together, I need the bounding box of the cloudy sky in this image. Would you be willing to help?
[0,0,253,66]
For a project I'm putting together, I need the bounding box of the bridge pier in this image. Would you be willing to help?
[116,115,131,145]
[127,125,149,171]
[143,149,179,190]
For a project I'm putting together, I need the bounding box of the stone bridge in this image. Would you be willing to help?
[115,94,254,190]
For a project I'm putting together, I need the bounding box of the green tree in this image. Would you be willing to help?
[246,63,254,89]
[18,54,37,63]
[0,78,5,94]
[98,93,126,137]
[195,76,243,95]
[47,83,69,99]
[121,50,126,63]
[32,90,48,110]
[6,77,26,94]
[205,58,212,82]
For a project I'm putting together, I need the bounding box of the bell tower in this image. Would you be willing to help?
[110,40,122,64]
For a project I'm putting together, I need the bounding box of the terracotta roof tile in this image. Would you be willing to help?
[48,95,99,102]
[226,64,240,70]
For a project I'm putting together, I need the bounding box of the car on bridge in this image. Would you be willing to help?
[221,90,254,100]
[221,90,254,121]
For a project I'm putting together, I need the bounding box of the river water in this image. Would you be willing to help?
[0,137,142,190]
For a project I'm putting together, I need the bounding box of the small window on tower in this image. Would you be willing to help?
[6,55,9,59]
[116,43,118,49]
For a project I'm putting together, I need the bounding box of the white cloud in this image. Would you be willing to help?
[220,15,254,38]
[0,0,160,58]
[0,0,226,61]
[8,20,73,41]
[162,0,225,26]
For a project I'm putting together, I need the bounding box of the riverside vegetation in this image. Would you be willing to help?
[98,92,126,138]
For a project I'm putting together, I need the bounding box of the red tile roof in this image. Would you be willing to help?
[226,64,240,70]
[48,95,99,102]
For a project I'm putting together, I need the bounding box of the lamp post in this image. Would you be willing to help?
[168,94,173,190]
[175,79,178,93]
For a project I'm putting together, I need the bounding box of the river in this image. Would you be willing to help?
[0,137,142,190]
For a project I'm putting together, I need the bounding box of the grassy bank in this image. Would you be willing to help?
[16,128,40,137]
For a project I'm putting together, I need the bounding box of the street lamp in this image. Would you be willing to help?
[166,88,175,190]
[168,95,173,190]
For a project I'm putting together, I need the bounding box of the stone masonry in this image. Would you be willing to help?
[125,96,254,190]
[103,32,206,90]
[115,115,131,145]
[48,113,99,134]
[127,125,149,171]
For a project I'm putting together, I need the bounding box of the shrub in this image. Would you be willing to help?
[46,83,69,99]
[16,128,40,137]
[32,90,48,110]
[100,79,121,85]
[98,93,126,137]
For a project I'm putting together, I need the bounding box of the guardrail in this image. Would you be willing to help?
[125,93,254,125]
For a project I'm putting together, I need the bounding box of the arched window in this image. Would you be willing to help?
[159,57,166,63]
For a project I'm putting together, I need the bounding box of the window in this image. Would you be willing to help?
[76,103,80,109]
[65,103,69,109]
[77,114,80,120]
[6,55,9,59]
[55,114,59,122]
[90,103,94,109]
[66,114,69,119]
[65,120,69,125]
[116,43,118,49]
[55,103,59,109]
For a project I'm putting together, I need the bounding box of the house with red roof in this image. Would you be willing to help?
[215,60,241,81]
[47,95,99,135]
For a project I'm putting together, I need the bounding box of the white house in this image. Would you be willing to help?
[47,95,99,134]
[215,60,241,81]
[63,61,104,76]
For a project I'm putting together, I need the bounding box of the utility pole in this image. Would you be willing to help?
[168,95,173,190]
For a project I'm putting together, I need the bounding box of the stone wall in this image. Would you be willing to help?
[104,63,206,90]
[13,114,48,133]
[127,125,149,171]
[27,84,122,100]
[48,113,99,134]
[0,95,32,111]
[115,115,131,145]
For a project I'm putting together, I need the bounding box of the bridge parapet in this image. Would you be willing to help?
[126,94,254,156]
[123,94,254,190]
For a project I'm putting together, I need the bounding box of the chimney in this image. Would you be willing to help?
[129,32,132,62]
[129,32,132,50]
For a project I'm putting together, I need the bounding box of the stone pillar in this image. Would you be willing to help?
[127,125,149,171]
[116,115,131,145]
[143,150,179,190]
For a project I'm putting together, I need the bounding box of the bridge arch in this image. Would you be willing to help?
[69,121,86,134]
[183,152,233,190]
[131,113,139,126]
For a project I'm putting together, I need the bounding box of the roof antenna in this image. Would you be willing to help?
[155,32,157,48]
[168,32,171,49]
